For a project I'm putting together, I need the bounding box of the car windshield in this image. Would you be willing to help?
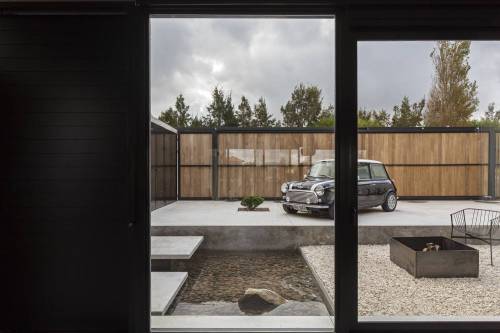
[308,161,334,178]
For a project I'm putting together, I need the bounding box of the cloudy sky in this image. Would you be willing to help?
[151,18,500,121]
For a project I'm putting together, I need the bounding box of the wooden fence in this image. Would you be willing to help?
[178,128,499,199]
[497,133,500,196]
[150,120,177,210]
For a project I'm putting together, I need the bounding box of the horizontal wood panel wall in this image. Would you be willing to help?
[179,133,212,198]
[179,131,489,199]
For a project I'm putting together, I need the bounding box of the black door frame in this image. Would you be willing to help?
[342,3,500,333]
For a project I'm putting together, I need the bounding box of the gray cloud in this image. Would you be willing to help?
[358,41,500,118]
[151,18,335,120]
[151,18,500,120]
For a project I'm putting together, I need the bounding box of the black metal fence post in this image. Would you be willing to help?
[488,128,496,198]
[212,130,219,200]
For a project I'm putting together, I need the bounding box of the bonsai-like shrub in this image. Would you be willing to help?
[240,196,264,210]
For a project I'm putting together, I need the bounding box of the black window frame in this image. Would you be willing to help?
[2,1,500,333]
[348,3,500,333]
[138,2,500,333]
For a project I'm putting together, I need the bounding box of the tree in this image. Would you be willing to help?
[158,94,192,128]
[158,107,177,127]
[280,83,323,127]
[484,102,500,121]
[372,109,391,127]
[425,41,479,126]
[236,96,253,127]
[174,94,192,127]
[203,86,238,128]
[311,104,335,127]
[392,96,425,127]
[469,102,500,128]
[357,109,389,127]
[190,115,205,128]
[253,97,278,127]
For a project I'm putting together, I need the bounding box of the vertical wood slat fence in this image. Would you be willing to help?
[497,133,500,196]
[178,128,500,200]
[151,121,177,210]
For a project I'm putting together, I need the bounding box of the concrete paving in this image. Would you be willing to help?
[151,236,203,260]
[152,199,500,227]
[151,272,188,316]
[152,200,333,226]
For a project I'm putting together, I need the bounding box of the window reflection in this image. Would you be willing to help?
[224,149,256,165]
[222,147,336,166]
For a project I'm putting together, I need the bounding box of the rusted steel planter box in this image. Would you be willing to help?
[390,237,479,278]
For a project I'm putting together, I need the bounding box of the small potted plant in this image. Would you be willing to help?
[239,196,267,211]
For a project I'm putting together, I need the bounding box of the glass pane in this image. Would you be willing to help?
[357,40,500,322]
[150,16,336,331]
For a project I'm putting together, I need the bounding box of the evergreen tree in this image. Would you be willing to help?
[470,102,500,128]
[373,109,391,127]
[280,83,323,127]
[236,96,253,127]
[484,102,500,121]
[203,86,238,128]
[253,97,277,127]
[190,115,205,128]
[312,104,335,127]
[222,94,238,127]
[425,41,479,126]
[158,107,177,127]
[357,109,390,127]
[175,94,192,127]
[392,96,425,127]
[158,94,192,128]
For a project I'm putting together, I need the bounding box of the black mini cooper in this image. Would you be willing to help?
[281,159,397,219]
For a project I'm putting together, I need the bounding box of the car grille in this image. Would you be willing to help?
[286,190,318,204]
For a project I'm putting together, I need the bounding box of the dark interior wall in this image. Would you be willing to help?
[0,13,145,331]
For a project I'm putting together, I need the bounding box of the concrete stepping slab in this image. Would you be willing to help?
[151,236,203,260]
[151,315,334,331]
[151,272,188,316]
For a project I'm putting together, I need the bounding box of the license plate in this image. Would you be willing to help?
[292,204,306,211]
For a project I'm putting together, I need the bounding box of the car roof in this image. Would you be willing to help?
[315,159,383,164]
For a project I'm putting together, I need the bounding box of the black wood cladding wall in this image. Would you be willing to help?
[0,15,137,331]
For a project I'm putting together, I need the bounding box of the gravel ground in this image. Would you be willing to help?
[301,245,500,316]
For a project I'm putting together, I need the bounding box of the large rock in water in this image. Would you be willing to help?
[238,288,287,314]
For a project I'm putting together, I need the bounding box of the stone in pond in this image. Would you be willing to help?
[238,288,287,315]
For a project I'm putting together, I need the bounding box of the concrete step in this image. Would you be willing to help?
[151,272,188,316]
[151,316,334,332]
[151,236,203,260]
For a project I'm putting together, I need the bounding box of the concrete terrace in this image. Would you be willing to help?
[151,200,500,250]
[152,200,500,227]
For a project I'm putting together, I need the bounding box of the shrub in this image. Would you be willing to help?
[240,196,264,210]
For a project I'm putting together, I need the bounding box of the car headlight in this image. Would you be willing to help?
[281,182,289,193]
[314,185,325,197]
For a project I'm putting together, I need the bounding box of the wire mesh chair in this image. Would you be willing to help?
[450,208,500,265]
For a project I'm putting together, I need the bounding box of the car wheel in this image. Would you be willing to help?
[328,204,335,220]
[382,192,397,212]
[283,204,297,214]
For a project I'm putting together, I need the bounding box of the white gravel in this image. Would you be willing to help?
[301,245,500,317]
